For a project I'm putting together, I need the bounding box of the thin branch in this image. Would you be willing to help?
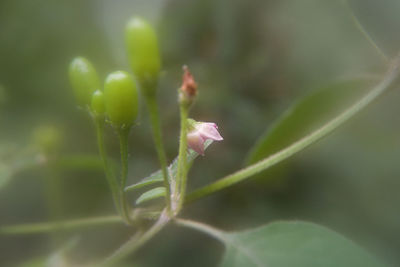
[343,0,388,62]
[174,218,227,242]
[175,218,263,266]
[145,95,172,214]
[0,215,123,235]
[95,119,121,214]
[103,209,170,265]
[175,103,189,213]
[118,128,134,224]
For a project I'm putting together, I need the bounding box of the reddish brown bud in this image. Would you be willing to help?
[181,65,197,96]
[179,65,197,106]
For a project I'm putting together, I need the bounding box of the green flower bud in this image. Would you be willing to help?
[104,71,138,128]
[91,90,105,117]
[125,17,161,94]
[68,57,100,107]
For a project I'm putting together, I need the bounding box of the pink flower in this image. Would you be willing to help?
[187,120,223,155]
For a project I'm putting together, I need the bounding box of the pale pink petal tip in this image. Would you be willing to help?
[187,132,205,155]
[198,122,223,141]
[186,121,223,155]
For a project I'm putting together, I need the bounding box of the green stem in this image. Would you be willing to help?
[343,0,388,62]
[0,209,162,236]
[104,209,170,265]
[174,218,227,242]
[95,119,121,214]
[145,95,172,214]
[176,218,265,265]
[175,103,189,212]
[186,55,400,203]
[0,215,122,235]
[43,163,62,221]
[44,161,64,246]
[118,128,134,224]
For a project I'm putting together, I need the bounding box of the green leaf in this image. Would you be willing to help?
[135,187,166,205]
[126,169,164,192]
[125,140,213,192]
[245,79,372,169]
[176,219,385,267]
[220,221,385,267]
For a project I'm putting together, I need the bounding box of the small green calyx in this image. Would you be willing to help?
[68,57,100,107]
[187,118,197,131]
[104,71,138,128]
[91,90,106,117]
[125,16,161,94]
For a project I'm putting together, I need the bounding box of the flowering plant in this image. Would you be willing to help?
[1,4,400,266]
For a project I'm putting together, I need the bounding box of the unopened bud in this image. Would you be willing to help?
[125,17,161,95]
[104,71,138,128]
[91,90,105,117]
[68,57,100,107]
[179,65,197,107]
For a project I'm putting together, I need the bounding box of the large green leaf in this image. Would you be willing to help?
[177,219,384,267]
[245,80,372,169]
[219,221,384,267]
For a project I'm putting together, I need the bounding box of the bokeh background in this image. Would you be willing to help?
[1,0,400,266]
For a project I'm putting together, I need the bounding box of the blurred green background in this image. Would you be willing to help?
[1,0,400,266]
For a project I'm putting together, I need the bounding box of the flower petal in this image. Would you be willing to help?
[197,122,223,141]
[187,131,206,155]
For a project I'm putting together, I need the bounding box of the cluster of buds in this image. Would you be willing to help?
[69,16,163,130]
[69,57,139,130]
[69,17,223,156]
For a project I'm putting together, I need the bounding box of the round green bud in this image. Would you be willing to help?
[104,71,138,127]
[91,90,105,116]
[68,57,100,107]
[125,17,161,94]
